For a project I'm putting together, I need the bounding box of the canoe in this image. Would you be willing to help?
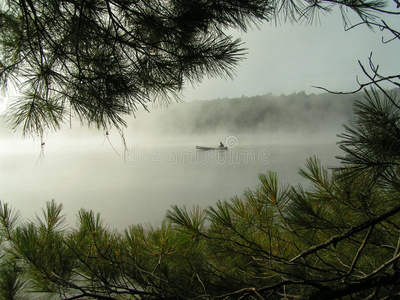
[196,145,228,150]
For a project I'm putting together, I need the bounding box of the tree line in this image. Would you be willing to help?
[137,92,358,135]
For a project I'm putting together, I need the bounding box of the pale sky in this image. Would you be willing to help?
[180,8,400,101]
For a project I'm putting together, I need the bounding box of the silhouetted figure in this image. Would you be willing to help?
[219,142,224,148]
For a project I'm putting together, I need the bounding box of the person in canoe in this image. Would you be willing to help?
[219,142,225,148]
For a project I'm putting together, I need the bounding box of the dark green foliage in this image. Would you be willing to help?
[0,0,276,137]
[337,89,400,189]
[0,258,24,300]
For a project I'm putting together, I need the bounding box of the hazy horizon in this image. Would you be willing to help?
[0,92,354,229]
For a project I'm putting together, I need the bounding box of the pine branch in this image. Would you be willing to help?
[290,204,400,262]
[345,225,374,276]
[307,271,400,300]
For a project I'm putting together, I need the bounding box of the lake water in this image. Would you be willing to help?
[0,128,344,230]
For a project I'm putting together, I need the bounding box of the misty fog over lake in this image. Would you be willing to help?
[0,92,358,229]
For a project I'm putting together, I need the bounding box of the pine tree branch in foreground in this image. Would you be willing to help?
[290,204,400,262]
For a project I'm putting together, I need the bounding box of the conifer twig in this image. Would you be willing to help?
[290,204,400,262]
[346,225,374,276]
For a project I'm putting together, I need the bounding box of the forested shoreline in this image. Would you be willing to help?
[129,91,359,137]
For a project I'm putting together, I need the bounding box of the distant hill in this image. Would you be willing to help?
[128,91,360,136]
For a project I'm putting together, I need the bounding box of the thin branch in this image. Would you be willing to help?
[346,225,374,276]
[290,204,400,262]
[312,72,400,95]
[357,252,400,281]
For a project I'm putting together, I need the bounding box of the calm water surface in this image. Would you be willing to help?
[0,131,343,229]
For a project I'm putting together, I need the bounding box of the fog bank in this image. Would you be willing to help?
[0,92,360,228]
